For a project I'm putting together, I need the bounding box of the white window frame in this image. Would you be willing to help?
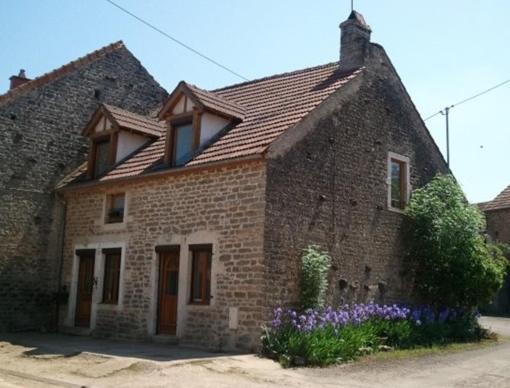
[387,152,411,213]
[101,191,129,228]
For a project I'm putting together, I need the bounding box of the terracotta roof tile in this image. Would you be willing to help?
[185,83,246,120]
[66,62,361,185]
[0,41,125,106]
[479,185,510,211]
[103,104,166,137]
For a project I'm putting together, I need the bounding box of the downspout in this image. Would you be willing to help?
[55,192,67,333]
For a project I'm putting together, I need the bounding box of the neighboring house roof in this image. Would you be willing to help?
[479,185,510,212]
[93,63,361,182]
[159,81,246,121]
[83,104,166,138]
[0,41,125,106]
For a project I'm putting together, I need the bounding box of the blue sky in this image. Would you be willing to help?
[1,0,509,203]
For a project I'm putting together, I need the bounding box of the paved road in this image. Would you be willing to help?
[0,316,509,387]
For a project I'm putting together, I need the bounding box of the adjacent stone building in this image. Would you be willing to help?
[0,42,167,332]
[479,186,510,315]
[56,11,448,351]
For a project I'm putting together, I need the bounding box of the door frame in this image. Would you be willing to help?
[65,242,126,331]
[74,251,95,328]
[148,231,219,338]
[156,246,180,335]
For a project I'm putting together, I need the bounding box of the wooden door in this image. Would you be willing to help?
[75,253,95,327]
[158,251,180,335]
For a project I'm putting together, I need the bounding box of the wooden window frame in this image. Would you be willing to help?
[387,152,410,212]
[189,244,212,305]
[101,248,121,305]
[87,131,118,178]
[164,109,202,166]
[105,193,125,224]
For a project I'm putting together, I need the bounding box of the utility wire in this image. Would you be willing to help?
[424,78,510,121]
[104,0,249,81]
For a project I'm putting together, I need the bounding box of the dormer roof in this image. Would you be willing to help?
[83,103,166,138]
[158,81,246,121]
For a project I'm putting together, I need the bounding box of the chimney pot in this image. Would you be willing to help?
[339,11,372,71]
[9,69,31,90]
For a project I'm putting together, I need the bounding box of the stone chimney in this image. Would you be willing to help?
[339,11,372,70]
[9,69,31,90]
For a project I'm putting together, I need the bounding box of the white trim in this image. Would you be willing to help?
[65,242,126,331]
[100,191,129,230]
[148,231,220,339]
[387,152,411,213]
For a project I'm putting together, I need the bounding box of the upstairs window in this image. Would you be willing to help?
[388,153,410,211]
[173,122,194,166]
[106,193,125,224]
[102,248,121,304]
[189,244,212,305]
[93,138,111,177]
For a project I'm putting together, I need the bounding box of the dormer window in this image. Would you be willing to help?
[93,137,112,177]
[159,81,246,167]
[173,121,194,166]
[82,104,166,179]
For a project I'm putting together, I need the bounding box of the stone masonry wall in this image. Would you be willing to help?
[0,46,167,331]
[484,208,510,314]
[263,44,449,314]
[61,161,266,351]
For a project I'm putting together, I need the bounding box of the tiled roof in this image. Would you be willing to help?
[103,104,166,137]
[69,62,362,184]
[479,185,510,211]
[0,41,125,106]
[185,83,246,120]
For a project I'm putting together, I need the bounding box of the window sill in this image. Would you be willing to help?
[387,205,406,214]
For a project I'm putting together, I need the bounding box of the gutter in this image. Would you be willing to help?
[55,192,67,333]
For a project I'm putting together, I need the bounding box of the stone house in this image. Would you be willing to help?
[479,186,510,315]
[0,42,167,332]
[56,11,448,351]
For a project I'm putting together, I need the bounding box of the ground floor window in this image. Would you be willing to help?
[189,244,212,305]
[102,248,121,304]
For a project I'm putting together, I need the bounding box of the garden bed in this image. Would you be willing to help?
[261,303,488,367]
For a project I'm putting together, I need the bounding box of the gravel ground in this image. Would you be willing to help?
[0,316,509,388]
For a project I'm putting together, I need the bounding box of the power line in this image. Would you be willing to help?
[424,78,510,121]
[104,0,249,81]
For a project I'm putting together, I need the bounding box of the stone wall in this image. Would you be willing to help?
[263,44,448,313]
[0,45,167,331]
[61,161,266,351]
[484,208,510,315]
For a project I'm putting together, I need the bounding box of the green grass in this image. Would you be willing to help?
[359,335,503,363]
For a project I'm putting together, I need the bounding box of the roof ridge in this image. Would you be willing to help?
[211,61,340,93]
[102,103,161,121]
[0,40,125,106]
[186,82,246,110]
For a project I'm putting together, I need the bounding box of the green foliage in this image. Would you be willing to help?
[405,174,508,308]
[261,316,486,368]
[299,245,331,310]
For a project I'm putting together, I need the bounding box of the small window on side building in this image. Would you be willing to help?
[189,244,212,305]
[106,193,125,224]
[102,248,121,304]
[388,153,410,211]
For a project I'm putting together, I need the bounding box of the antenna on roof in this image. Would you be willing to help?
[351,0,354,11]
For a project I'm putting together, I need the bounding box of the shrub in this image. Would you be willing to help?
[261,303,485,367]
[299,245,331,310]
[405,174,508,308]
